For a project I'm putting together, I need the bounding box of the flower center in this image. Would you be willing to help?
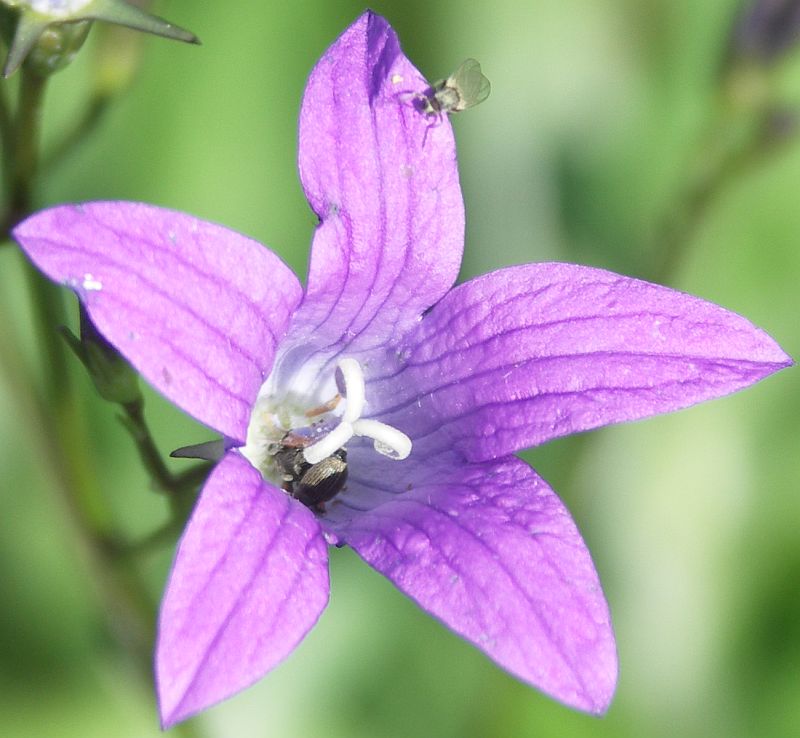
[241,357,411,509]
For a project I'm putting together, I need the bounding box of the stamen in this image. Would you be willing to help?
[303,421,354,465]
[352,418,412,460]
[336,357,366,422]
[305,394,341,418]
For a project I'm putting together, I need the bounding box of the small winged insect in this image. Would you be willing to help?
[273,430,348,511]
[418,58,491,118]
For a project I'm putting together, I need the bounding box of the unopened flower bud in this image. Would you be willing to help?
[728,0,800,65]
[23,17,91,76]
[60,307,142,405]
[1,0,198,78]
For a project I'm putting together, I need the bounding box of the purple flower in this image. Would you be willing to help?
[13,11,791,728]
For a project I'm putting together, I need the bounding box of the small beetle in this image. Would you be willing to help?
[273,431,348,511]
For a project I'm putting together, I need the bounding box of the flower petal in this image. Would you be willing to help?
[336,456,617,714]
[156,452,329,728]
[280,11,464,385]
[13,203,302,442]
[370,263,792,462]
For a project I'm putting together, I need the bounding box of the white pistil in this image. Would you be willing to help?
[352,418,412,460]
[337,357,365,422]
[303,421,354,464]
[301,357,412,465]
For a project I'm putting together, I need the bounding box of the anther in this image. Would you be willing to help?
[305,394,341,418]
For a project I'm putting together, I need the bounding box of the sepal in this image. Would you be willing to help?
[1,0,197,78]
[60,306,142,406]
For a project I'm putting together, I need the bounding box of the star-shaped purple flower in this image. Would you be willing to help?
[13,11,791,729]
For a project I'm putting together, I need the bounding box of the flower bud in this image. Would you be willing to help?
[1,0,198,78]
[60,307,142,406]
[728,0,800,65]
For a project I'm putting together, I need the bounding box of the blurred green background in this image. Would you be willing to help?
[1,1,799,736]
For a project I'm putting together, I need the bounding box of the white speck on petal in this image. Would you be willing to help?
[82,273,103,291]
[391,74,403,84]
[323,530,341,546]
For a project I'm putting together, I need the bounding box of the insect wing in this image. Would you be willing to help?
[295,450,348,507]
[447,58,491,111]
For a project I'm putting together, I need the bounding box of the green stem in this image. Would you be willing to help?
[122,399,179,491]
[0,259,151,666]
[3,64,46,235]
[13,257,206,733]
[121,515,191,557]
[0,80,12,194]
[0,77,10,129]
[650,110,740,283]
[119,398,211,501]
[27,265,71,394]
[1,64,207,735]
[649,59,799,285]
[651,109,793,285]
[46,91,111,169]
